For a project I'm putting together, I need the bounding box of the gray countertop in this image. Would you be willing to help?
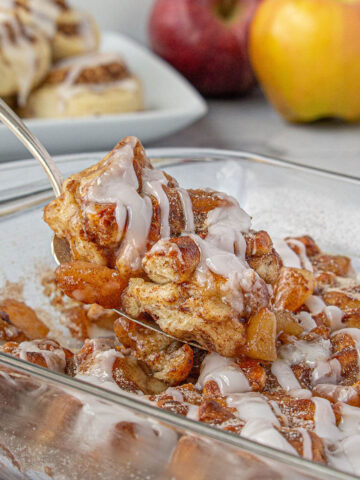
[152,91,360,179]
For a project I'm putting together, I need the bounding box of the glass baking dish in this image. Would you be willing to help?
[0,148,359,480]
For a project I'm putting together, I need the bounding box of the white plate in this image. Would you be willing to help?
[0,32,207,161]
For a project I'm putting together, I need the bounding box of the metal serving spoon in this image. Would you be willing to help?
[0,98,203,349]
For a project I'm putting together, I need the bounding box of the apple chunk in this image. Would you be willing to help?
[246,307,277,361]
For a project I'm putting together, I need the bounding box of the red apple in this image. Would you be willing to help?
[149,0,260,97]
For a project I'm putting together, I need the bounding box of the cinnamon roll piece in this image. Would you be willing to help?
[44,137,276,358]
[114,315,194,386]
[74,338,167,395]
[21,52,143,118]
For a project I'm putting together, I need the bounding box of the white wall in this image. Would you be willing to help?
[70,0,156,45]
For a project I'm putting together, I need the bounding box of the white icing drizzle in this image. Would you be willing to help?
[338,403,360,436]
[333,328,360,372]
[226,393,280,427]
[306,295,326,315]
[312,358,342,386]
[162,387,199,421]
[305,295,344,331]
[272,238,301,269]
[0,11,38,105]
[197,353,251,395]
[78,348,121,382]
[83,137,182,272]
[16,340,66,372]
[189,203,262,314]
[142,168,170,238]
[72,377,177,452]
[268,399,286,424]
[312,397,341,442]
[205,204,250,258]
[278,337,342,387]
[297,311,317,331]
[289,388,313,399]
[83,137,153,272]
[73,362,179,454]
[165,387,184,403]
[314,384,358,404]
[20,0,62,37]
[324,306,344,331]
[279,338,332,369]
[240,419,298,456]
[271,360,301,392]
[287,239,313,272]
[178,188,194,233]
[186,404,199,421]
[0,0,65,38]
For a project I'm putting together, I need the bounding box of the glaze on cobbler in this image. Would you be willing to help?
[0,137,359,477]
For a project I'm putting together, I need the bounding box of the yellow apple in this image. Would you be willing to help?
[249,0,360,122]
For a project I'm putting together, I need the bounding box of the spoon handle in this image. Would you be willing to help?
[0,98,63,197]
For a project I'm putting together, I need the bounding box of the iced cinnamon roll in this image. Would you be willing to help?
[0,9,51,105]
[20,52,144,118]
[0,0,99,60]
[52,7,99,61]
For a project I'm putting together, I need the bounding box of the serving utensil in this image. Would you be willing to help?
[0,98,203,349]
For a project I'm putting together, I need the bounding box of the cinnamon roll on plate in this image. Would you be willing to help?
[0,9,51,106]
[0,0,99,61]
[52,7,100,61]
[20,52,144,118]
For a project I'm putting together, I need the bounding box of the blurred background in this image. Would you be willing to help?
[1,0,360,177]
[72,0,360,177]
[71,0,153,45]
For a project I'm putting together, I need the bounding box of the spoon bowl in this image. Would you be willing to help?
[51,235,71,265]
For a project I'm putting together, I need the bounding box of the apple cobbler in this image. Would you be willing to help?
[0,136,360,477]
